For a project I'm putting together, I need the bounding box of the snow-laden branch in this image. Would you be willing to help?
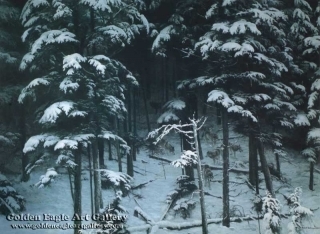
[147,117,206,144]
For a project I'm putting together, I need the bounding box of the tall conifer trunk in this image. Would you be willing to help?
[87,146,94,215]
[115,117,122,172]
[222,108,230,227]
[74,144,82,234]
[20,105,29,182]
[249,125,259,194]
[98,139,105,168]
[309,162,314,190]
[133,87,137,161]
[257,140,274,196]
[92,140,102,213]
[192,122,208,234]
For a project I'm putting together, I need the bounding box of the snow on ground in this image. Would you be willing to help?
[0,117,319,234]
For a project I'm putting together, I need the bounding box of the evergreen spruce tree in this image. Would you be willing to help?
[19,1,148,233]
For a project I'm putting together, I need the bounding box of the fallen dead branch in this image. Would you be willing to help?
[204,191,235,202]
[149,155,250,173]
[149,155,172,163]
[128,214,289,232]
[159,197,176,221]
[245,179,258,193]
[129,206,292,233]
[134,207,155,225]
[131,179,155,190]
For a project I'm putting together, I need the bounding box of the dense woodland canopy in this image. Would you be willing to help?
[0,0,320,234]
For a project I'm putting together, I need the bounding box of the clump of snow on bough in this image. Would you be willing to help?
[33,168,58,188]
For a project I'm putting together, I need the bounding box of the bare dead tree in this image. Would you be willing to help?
[147,116,209,234]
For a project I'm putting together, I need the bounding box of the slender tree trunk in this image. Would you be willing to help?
[183,128,194,180]
[68,168,74,202]
[192,122,208,234]
[116,140,122,172]
[115,117,122,172]
[133,87,137,161]
[221,108,230,227]
[249,131,258,186]
[249,131,255,185]
[197,134,203,160]
[128,86,132,133]
[309,162,314,191]
[127,152,134,177]
[272,125,281,174]
[74,144,82,234]
[142,86,151,133]
[19,105,29,182]
[275,151,281,175]
[98,138,105,169]
[172,56,177,98]
[126,138,134,177]
[181,92,198,180]
[21,154,30,182]
[165,58,169,102]
[180,133,183,152]
[216,103,222,125]
[92,140,102,214]
[257,139,274,196]
[254,139,259,195]
[87,146,94,215]
[108,140,113,160]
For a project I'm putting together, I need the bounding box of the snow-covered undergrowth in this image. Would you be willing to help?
[0,119,319,234]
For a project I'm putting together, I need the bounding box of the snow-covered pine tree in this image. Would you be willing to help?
[19,1,149,233]
[293,0,320,191]
[150,0,210,57]
[262,191,281,234]
[286,187,313,234]
[0,173,25,215]
[173,0,308,226]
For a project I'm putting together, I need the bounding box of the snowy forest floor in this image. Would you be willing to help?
[1,119,320,234]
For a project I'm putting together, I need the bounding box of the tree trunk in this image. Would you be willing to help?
[74,144,82,234]
[249,132,255,185]
[128,86,132,133]
[98,138,105,169]
[275,151,281,176]
[133,87,137,161]
[183,128,194,179]
[127,138,134,177]
[115,117,122,172]
[142,86,151,133]
[127,151,134,177]
[180,91,198,180]
[221,108,230,227]
[92,140,102,214]
[108,140,113,160]
[249,131,259,192]
[257,140,274,196]
[116,140,122,172]
[192,122,208,234]
[309,162,314,191]
[273,125,281,174]
[67,167,74,203]
[87,146,94,215]
[19,105,29,182]
[216,103,222,125]
[172,56,177,98]
[197,133,204,160]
